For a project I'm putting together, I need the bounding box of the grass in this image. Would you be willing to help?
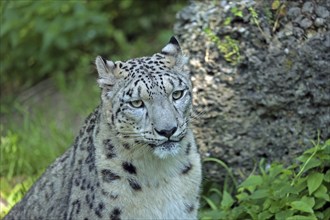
[0,73,99,217]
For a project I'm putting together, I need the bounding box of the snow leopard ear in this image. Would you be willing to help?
[95,56,117,89]
[161,36,188,69]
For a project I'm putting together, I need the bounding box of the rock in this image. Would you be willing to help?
[293,27,305,38]
[325,34,330,47]
[287,7,301,19]
[174,0,330,181]
[293,14,304,24]
[302,1,314,14]
[299,17,313,29]
[315,6,329,18]
[315,17,325,27]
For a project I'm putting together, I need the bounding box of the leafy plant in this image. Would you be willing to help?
[199,138,330,220]
[271,0,287,32]
[223,6,243,26]
[248,6,270,43]
[204,28,241,64]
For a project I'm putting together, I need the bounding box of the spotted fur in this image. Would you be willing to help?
[4,36,201,220]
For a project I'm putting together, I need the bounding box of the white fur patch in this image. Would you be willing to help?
[162,44,178,55]
[153,142,180,159]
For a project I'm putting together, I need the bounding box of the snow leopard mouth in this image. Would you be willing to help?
[159,140,179,149]
[151,141,181,159]
[149,140,181,149]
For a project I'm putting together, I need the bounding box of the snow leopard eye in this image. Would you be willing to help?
[129,100,144,108]
[172,90,184,100]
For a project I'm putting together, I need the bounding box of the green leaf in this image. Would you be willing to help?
[250,189,269,199]
[287,215,317,220]
[275,210,295,219]
[290,201,314,214]
[236,192,249,201]
[228,206,245,219]
[315,211,324,219]
[269,200,285,213]
[202,196,218,211]
[324,170,330,182]
[303,146,319,155]
[318,154,330,161]
[224,17,232,26]
[324,207,330,220]
[301,196,315,207]
[263,199,272,210]
[239,175,263,188]
[199,210,226,220]
[220,191,234,209]
[271,0,281,10]
[323,141,330,152]
[300,158,322,173]
[294,177,308,193]
[273,180,299,198]
[268,164,286,178]
[314,185,330,201]
[200,217,213,220]
[258,210,273,220]
[307,172,324,195]
[314,198,327,210]
[245,204,260,219]
[230,7,243,18]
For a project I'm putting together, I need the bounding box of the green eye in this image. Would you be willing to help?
[172,90,184,100]
[129,100,144,108]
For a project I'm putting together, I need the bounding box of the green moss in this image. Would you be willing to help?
[204,28,241,64]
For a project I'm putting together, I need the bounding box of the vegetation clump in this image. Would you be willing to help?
[200,138,330,220]
[204,28,241,64]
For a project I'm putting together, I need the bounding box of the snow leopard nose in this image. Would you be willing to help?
[155,127,177,139]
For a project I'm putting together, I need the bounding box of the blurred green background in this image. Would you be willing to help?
[0,0,187,217]
[0,0,186,97]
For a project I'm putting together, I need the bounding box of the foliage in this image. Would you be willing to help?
[0,74,98,176]
[204,28,241,64]
[248,6,270,43]
[249,0,287,41]
[0,76,99,217]
[218,0,287,44]
[199,138,330,220]
[0,117,70,177]
[271,0,287,32]
[204,0,287,64]
[0,176,36,219]
[223,6,243,26]
[0,0,186,96]
[0,129,42,218]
